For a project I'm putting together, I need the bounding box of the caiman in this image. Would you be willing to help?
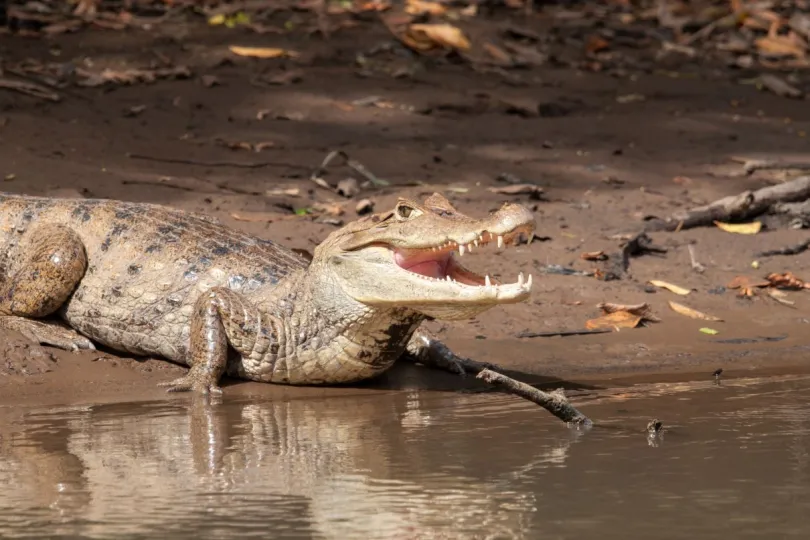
[0,191,535,394]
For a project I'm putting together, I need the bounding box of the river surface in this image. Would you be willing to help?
[1,374,809,539]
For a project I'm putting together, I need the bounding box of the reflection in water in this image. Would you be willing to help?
[1,376,810,539]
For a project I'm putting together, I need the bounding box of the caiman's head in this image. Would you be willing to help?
[312,193,535,320]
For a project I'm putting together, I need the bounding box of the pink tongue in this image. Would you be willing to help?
[405,261,445,278]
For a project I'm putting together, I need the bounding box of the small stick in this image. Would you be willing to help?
[0,76,61,102]
[310,150,389,190]
[477,369,592,427]
[127,152,309,171]
[734,158,810,176]
[687,244,706,273]
[757,239,810,257]
[517,329,611,338]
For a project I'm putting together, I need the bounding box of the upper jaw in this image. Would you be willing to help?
[390,228,534,304]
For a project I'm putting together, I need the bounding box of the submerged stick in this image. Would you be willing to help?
[477,369,592,427]
[405,332,592,426]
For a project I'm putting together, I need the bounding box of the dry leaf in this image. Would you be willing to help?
[668,301,723,321]
[356,199,374,215]
[229,46,298,59]
[586,311,642,330]
[586,35,610,54]
[215,138,274,152]
[768,289,796,306]
[483,42,513,64]
[672,175,693,185]
[756,74,804,99]
[648,280,691,295]
[403,24,471,52]
[405,0,446,16]
[311,201,345,217]
[728,276,770,289]
[581,251,608,261]
[728,275,769,297]
[766,271,808,290]
[755,36,806,58]
[487,184,544,197]
[266,188,300,197]
[597,302,661,322]
[714,221,762,235]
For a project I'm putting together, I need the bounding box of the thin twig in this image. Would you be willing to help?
[477,369,592,427]
[757,239,810,257]
[517,329,612,338]
[310,150,389,190]
[0,76,61,102]
[127,152,309,171]
[687,244,706,273]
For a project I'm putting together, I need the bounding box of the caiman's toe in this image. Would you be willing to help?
[70,337,96,352]
[158,375,223,395]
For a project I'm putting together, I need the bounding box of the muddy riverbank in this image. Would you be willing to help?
[1,9,809,409]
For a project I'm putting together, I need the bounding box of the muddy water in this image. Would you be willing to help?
[1,375,809,539]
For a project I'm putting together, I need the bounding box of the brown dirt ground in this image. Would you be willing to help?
[1,16,809,407]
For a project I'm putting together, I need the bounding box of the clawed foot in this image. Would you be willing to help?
[158,372,223,395]
[0,316,96,352]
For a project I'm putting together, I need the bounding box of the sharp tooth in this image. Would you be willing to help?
[527,274,533,288]
[474,238,479,247]
[467,243,473,252]
[458,244,465,256]
[517,272,524,287]
[446,275,452,282]
[485,275,491,287]
[497,235,504,249]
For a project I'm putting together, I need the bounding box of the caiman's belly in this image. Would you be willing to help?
[58,274,214,362]
[60,293,194,362]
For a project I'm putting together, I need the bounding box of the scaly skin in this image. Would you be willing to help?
[0,191,535,394]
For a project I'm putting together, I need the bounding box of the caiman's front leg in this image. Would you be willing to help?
[159,287,269,395]
[404,327,498,376]
[0,224,95,351]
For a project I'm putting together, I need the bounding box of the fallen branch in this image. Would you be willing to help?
[477,369,592,426]
[643,175,810,232]
[757,239,810,257]
[126,152,309,171]
[403,333,592,426]
[733,158,810,176]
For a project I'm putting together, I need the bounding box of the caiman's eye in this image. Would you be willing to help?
[397,205,414,219]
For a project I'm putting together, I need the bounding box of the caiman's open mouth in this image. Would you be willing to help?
[392,226,534,295]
